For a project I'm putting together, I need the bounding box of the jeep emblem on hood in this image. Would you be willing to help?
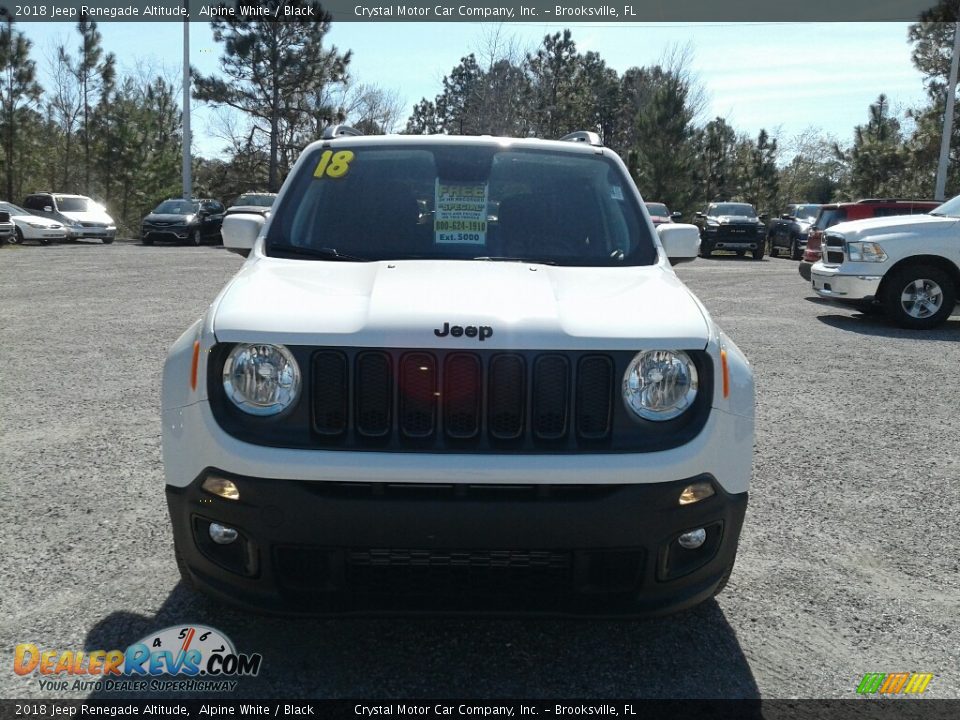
[434,322,493,341]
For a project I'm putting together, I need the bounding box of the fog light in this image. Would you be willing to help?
[202,475,240,501]
[679,481,715,506]
[208,523,239,545]
[678,528,707,550]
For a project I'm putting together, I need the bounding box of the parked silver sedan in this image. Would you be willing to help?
[0,201,67,245]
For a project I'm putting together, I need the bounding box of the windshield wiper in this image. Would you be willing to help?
[473,256,558,265]
[269,245,371,262]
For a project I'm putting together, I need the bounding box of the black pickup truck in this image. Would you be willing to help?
[693,202,767,259]
[766,203,820,260]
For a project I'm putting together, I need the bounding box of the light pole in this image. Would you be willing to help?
[182,1,192,200]
[934,12,960,201]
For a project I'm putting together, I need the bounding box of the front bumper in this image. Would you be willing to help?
[143,227,191,242]
[68,227,116,240]
[811,264,882,301]
[168,471,747,615]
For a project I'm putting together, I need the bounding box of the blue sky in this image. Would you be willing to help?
[18,21,931,160]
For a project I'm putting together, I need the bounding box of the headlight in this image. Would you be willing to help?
[622,350,698,421]
[846,241,887,262]
[26,221,47,228]
[222,343,301,416]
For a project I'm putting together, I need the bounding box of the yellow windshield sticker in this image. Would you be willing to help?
[313,150,355,179]
[434,181,488,245]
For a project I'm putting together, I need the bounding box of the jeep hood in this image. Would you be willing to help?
[212,259,711,350]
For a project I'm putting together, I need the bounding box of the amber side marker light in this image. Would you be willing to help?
[190,340,201,391]
[679,481,715,506]
[720,348,730,399]
[202,475,240,501]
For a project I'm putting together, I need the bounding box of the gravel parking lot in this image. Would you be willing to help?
[1,242,958,700]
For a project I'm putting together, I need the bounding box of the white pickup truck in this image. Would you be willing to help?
[161,129,754,615]
[811,196,960,328]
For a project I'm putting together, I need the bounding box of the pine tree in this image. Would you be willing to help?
[193,0,350,191]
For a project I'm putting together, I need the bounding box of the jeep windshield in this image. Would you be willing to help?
[267,144,658,266]
[708,203,756,218]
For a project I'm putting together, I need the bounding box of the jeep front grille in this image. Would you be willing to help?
[209,346,713,453]
[312,349,610,446]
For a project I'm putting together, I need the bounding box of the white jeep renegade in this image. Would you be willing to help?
[161,129,754,614]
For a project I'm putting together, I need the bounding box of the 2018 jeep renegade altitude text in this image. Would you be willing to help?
[161,129,755,615]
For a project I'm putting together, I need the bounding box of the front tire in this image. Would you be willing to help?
[699,240,713,258]
[11,227,23,244]
[102,236,114,245]
[751,243,765,260]
[190,228,202,247]
[790,237,802,260]
[882,265,956,329]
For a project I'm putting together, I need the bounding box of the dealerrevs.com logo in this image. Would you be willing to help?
[13,625,262,693]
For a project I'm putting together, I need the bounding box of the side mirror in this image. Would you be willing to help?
[221,213,264,258]
[781,213,793,220]
[43,205,53,212]
[759,214,769,221]
[658,223,700,265]
[693,211,704,219]
[670,211,683,220]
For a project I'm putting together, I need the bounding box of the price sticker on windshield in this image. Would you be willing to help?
[434,181,488,245]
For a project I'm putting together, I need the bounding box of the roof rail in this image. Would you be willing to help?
[322,125,364,140]
[854,198,929,204]
[560,130,603,147]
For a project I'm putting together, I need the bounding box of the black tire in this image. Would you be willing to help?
[190,228,202,246]
[766,237,776,257]
[751,244,765,260]
[881,264,956,329]
[790,236,802,261]
[11,227,23,244]
[699,240,712,258]
[142,237,153,246]
[102,236,114,245]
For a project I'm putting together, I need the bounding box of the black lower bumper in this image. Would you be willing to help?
[799,261,812,281]
[167,472,747,616]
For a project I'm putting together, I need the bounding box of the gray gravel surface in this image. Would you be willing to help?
[1,243,958,700]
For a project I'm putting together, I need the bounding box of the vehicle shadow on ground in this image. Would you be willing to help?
[815,311,960,340]
[82,583,760,700]
[702,254,765,262]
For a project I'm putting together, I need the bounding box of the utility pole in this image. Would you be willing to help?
[934,9,960,201]
[182,1,192,200]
